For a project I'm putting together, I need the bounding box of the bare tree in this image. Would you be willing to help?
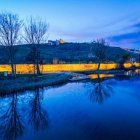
[0,12,22,77]
[93,39,107,72]
[24,17,48,75]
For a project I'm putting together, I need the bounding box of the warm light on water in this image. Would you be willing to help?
[88,74,114,79]
[0,63,139,74]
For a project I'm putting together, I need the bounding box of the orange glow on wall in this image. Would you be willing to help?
[0,63,139,74]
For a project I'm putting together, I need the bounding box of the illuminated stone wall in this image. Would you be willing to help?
[0,63,139,74]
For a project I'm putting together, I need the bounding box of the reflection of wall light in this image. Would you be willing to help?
[88,74,114,79]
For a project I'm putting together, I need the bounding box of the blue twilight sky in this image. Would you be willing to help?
[0,0,140,48]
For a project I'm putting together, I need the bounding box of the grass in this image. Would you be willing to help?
[0,73,72,95]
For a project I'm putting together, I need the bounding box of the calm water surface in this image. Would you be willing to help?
[0,71,140,140]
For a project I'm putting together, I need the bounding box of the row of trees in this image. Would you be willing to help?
[0,12,49,76]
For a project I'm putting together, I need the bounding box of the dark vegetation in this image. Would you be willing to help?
[0,42,137,64]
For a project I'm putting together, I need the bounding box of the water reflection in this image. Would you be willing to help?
[28,88,48,131]
[0,88,48,140]
[0,93,24,140]
[125,69,140,80]
[87,70,140,104]
[88,73,114,79]
[90,74,114,104]
[88,69,140,81]
[0,69,140,140]
[114,69,140,81]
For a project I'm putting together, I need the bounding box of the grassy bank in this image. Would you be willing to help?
[0,73,71,94]
[1,67,139,94]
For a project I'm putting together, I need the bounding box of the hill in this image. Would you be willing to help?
[0,43,137,64]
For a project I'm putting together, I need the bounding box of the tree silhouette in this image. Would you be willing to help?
[117,53,131,69]
[0,12,22,77]
[0,93,24,140]
[90,74,113,104]
[24,17,48,75]
[28,88,48,131]
[93,39,108,71]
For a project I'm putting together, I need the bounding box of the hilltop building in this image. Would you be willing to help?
[48,39,65,46]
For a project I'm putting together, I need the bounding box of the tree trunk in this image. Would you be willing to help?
[97,62,101,73]
[14,64,16,75]
[118,61,125,70]
[11,63,15,77]
[36,48,40,75]
[34,47,41,75]
[9,46,16,77]
[36,63,40,75]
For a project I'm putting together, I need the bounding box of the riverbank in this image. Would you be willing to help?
[0,67,139,94]
[0,73,71,94]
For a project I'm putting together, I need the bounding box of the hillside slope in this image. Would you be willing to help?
[0,43,133,64]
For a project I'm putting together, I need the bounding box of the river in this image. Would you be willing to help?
[0,70,140,140]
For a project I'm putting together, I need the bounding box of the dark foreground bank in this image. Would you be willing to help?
[0,73,71,94]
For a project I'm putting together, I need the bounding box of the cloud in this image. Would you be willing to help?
[48,13,140,48]
[108,22,140,48]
